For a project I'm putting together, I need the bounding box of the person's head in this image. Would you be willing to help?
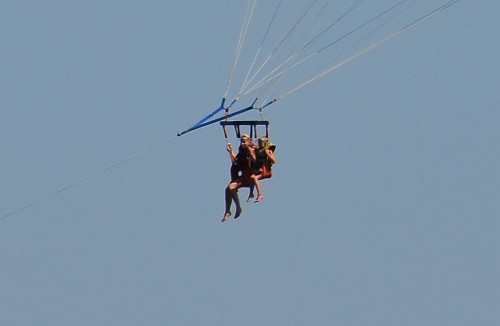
[257,136,268,148]
[240,134,250,143]
[239,134,251,151]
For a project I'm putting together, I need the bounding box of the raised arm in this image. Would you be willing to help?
[226,143,237,163]
[266,148,276,164]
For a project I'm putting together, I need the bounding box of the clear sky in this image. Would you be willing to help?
[1,1,499,325]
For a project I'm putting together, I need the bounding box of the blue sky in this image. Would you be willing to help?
[1,1,499,325]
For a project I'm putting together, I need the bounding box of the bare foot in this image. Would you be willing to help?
[221,211,231,223]
[255,195,264,203]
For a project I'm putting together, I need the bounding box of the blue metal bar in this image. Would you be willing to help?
[177,104,256,137]
[192,98,226,128]
[261,98,277,109]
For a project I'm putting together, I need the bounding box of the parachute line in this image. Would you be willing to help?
[276,0,461,100]
[239,0,283,96]
[238,0,412,101]
[237,0,318,99]
[224,0,258,99]
[179,0,461,135]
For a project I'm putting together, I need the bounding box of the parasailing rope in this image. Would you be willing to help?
[224,0,258,100]
[2,135,178,221]
[240,0,460,106]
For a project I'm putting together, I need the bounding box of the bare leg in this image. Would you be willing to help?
[222,185,233,222]
[223,182,243,220]
[252,175,264,202]
[246,185,255,202]
[231,188,243,219]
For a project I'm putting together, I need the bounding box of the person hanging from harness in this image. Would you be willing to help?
[222,134,256,222]
[247,136,276,203]
[229,134,255,184]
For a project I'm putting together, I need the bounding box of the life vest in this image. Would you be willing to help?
[253,147,274,179]
[254,148,270,169]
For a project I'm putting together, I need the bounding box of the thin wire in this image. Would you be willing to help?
[276,0,461,100]
[248,0,412,95]
[238,0,318,98]
[252,0,334,104]
[299,0,365,53]
[2,135,178,221]
[239,0,386,99]
[224,0,257,99]
[239,0,282,95]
